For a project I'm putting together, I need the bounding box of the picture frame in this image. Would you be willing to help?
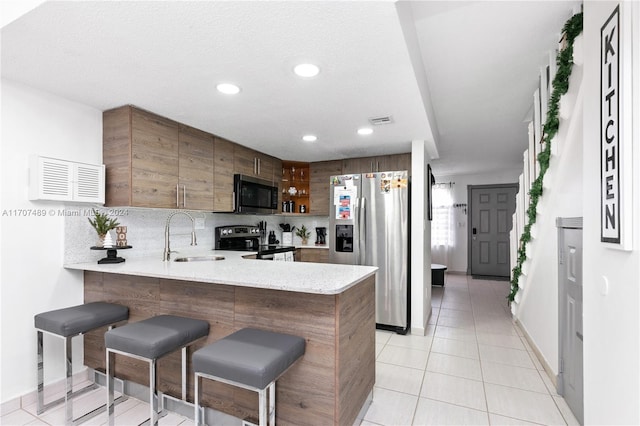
[600,3,633,251]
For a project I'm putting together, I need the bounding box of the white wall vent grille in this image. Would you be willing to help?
[74,165,103,201]
[30,155,105,203]
[41,159,72,198]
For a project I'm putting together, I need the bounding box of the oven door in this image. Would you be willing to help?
[256,246,296,261]
[217,238,259,251]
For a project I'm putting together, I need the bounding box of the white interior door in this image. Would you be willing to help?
[557,219,584,424]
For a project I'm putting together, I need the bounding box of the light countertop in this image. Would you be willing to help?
[64,249,376,295]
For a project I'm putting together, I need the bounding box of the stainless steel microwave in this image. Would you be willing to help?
[233,174,278,214]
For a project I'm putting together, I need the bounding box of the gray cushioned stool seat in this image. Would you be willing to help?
[105,314,209,359]
[35,302,129,337]
[193,328,305,389]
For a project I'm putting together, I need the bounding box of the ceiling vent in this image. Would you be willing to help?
[368,115,394,126]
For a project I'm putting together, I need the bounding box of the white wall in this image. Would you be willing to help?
[582,2,640,424]
[433,169,521,273]
[410,140,431,335]
[515,44,584,375]
[0,79,103,402]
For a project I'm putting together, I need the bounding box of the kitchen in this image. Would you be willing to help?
[1,1,434,422]
[1,1,600,425]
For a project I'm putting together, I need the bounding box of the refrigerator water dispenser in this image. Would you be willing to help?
[335,225,353,252]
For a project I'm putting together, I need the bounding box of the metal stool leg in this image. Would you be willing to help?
[181,346,187,400]
[150,359,158,426]
[258,387,267,426]
[37,331,45,415]
[268,382,275,426]
[107,349,116,426]
[194,373,201,426]
[64,336,73,425]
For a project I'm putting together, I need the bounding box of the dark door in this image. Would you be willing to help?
[469,184,518,277]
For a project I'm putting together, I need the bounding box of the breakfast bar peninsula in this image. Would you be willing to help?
[65,252,377,425]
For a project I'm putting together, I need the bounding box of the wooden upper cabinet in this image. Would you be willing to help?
[341,157,367,175]
[234,145,277,182]
[310,160,343,216]
[233,144,256,177]
[178,124,214,210]
[341,153,411,175]
[213,137,235,212]
[103,105,214,210]
[386,153,412,174]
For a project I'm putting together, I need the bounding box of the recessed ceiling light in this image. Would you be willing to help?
[293,63,320,78]
[302,134,317,142]
[357,127,373,135]
[216,83,240,95]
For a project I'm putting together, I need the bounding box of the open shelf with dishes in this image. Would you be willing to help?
[281,161,310,214]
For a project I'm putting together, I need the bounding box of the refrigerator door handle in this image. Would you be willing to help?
[359,196,366,265]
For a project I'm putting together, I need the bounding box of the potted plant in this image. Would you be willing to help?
[88,209,120,247]
[295,224,311,245]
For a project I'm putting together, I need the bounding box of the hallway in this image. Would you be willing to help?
[362,274,579,425]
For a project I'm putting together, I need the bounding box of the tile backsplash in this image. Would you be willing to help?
[64,207,328,264]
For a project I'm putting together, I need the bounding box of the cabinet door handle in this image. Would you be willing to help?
[176,183,180,207]
[183,185,186,208]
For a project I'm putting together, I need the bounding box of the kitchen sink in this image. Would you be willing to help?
[174,255,225,262]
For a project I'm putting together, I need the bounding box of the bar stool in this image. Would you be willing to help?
[104,314,209,425]
[193,328,305,426]
[34,301,129,425]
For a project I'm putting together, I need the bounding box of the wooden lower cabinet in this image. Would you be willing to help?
[298,248,329,263]
[83,271,374,426]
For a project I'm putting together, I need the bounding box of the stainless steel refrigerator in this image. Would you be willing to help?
[329,171,410,334]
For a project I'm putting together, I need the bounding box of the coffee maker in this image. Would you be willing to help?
[315,227,327,246]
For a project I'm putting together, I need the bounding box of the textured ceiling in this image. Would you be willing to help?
[1,1,580,175]
[410,0,581,175]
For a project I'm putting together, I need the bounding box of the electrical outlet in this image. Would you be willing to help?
[195,217,205,230]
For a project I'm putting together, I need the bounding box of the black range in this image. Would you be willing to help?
[215,225,296,259]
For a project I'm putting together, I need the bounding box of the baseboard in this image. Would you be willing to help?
[513,319,557,388]
[353,390,373,426]
[0,368,91,415]
[0,396,21,416]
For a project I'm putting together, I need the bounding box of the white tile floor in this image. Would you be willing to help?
[1,383,193,426]
[362,274,579,426]
[2,274,579,426]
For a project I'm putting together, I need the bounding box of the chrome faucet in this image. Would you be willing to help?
[163,211,197,261]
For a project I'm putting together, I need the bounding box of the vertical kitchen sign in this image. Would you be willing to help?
[601,6,620,243]
[600,3,633,250]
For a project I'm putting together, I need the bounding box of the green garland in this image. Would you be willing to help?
[508,12,583,303]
